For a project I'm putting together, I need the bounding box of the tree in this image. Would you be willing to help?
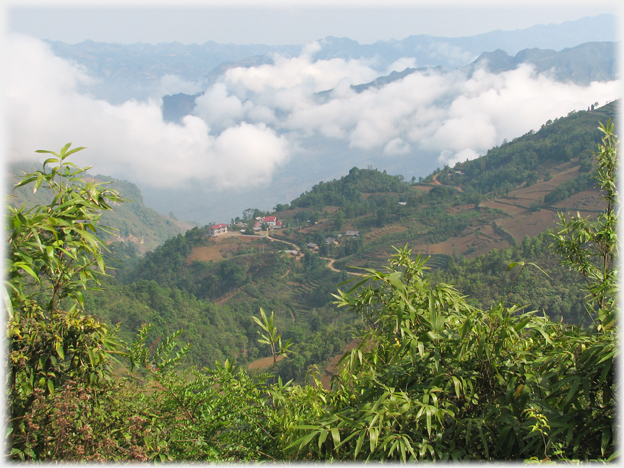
[550,121,618,328]
[253,308,293,371]
[6,144,125,459]
[334,210,345,230]
[5,147,287,462]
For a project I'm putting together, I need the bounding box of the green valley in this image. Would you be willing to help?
[74,101,616,383]
[6,102,618,462]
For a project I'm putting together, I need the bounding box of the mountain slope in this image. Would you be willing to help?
[471,42,617,84]
[83,100,618,380]
[6,163,191,253]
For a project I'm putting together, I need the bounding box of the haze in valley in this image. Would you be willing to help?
[5,6,620,224]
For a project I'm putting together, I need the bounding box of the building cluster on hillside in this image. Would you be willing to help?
[208,216,285,236]
[305,230,359,253]
[252,216,283,232]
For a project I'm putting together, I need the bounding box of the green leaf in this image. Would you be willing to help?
[354,430,366,458]
[601,426,611,457]
[55,341,65,360]
[506,261,525,271]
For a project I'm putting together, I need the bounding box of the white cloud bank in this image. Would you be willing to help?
[7,34,289,189]
[7,33,620,191]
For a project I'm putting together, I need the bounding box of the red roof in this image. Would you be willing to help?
[264,216,277,222]
[210,223,228,229]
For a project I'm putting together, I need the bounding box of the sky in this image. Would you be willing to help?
[6,2,620,46]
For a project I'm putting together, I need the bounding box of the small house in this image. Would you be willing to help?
[208,223,228,236]
[263,216,277,226]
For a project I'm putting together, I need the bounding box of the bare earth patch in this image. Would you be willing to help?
[497,210,560,241]
[247,354,285,370]
[555,189,604,212]
[186,236,263,264]
[412,224,510,259]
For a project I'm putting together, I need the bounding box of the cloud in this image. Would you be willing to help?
[7,33,620,195]
[208,58,617,167]
[384,138,411,156]
[7,34,289,190]
[385,57,417,75]
[154,74,204,98]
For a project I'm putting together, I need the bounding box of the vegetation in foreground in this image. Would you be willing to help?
[5,123,617,461]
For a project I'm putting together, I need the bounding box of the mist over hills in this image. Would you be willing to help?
[46,14,616,104]
[7,14,619,226]
[162,40,615,122]
[153,39,618,224]
[469,42,617,85]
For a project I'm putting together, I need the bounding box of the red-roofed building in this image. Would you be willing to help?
[263,216,277,226]
[208,223,228,236]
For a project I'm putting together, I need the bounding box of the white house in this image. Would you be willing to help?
[208,223,228,236]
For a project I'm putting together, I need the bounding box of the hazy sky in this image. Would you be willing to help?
[6,1,620,45]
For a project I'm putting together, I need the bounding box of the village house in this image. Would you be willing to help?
[263,216,277,227]
[345,230,360,237]
[208,223,228,236]
[306,243,319,251]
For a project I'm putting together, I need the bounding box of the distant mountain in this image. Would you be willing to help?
[46,40,301,103]
[46,14,616,104]
[469,42,617,85]
[36,14,619,225]
[6,163,191,252]
[162,40,617,125]
[349,66,443,93]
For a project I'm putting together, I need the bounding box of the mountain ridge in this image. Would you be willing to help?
[45,14,616,103]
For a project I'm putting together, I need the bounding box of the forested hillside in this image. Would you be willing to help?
[6,121,617,461]
[88,227,358,374]
[78,101,617,380]
[7,162,190,252]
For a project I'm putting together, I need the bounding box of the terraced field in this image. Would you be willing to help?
[365,224,408,241]
[186,234,275,263]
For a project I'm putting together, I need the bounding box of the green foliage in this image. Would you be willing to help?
[283,124,619,462]
[285,245,616,461]
[7,162,187,252]
[290,167,409,213]
[253,308,293,369]
[550,121,618,327]
[454,102,616,196]
[429,231,591,325]
[543,173,593,205]
[8,115,618,463]
[123,325,286,461]
[6,144,125,459]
